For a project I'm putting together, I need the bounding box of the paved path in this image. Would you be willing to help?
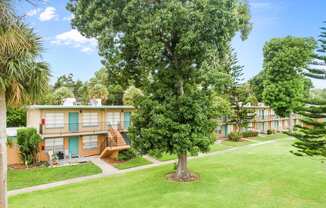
[143,155,160,164]
[8,138,291,197]
[89,156,119,174]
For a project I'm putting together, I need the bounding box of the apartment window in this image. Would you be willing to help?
[45,113,64,128]
[106,112,120,128]
[45,138,64,153]
[83,135,97,150]
[82,112,99,127]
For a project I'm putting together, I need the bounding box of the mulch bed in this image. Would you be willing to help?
[166,172,200,182]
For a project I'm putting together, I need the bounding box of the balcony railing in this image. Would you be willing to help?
[39,121,131,136]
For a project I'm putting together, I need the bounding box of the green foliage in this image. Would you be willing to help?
[267,129,276,135]
[88,83,108,102]
[107,84,124,105]
[249,71,265,102]
[242,130,258,138]
[52,87,74,105]
[228,132,242,142]
[291,22,326,159]
[123,86,143,106]
[262,36,316,117]
[225,50,256,132]
[117,148,138,161]
[16,128,42,166]
[68,0,252,171]
[7,107,26,127]
[53,73,86,103]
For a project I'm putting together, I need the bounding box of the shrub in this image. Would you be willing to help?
[242,130,258,138]
[228,132,242,142]
[117,148,138,161]
[17,128,42,167]
[267,129,276,135]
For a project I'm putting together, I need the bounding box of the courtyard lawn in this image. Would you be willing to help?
[253,133,289,142]
[112,157,152,170]
[10,136,326,208]
[8,162,102,191]
[152,153,178,161]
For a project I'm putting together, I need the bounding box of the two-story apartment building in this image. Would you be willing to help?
[217,103,300,137]
[8,104,133,165]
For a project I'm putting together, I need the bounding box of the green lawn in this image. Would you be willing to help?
[152,153,178,161]
[8,162,102,190]
[155,140,256,160]
[112,157,152,170]
[10,136,326,208]
[253,133,288,141]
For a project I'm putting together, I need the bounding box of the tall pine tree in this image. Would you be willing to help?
[291,22,326,158]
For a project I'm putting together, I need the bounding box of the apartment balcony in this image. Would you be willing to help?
[39,121,131,138]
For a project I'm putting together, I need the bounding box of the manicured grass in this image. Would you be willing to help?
[221,140,256,147]
[8,162,102,191]
[253,133,288,141]
[209,143,232,152]
[10,136,326,208]
[112,157,152,170]
[154,140,256,160]
[153,153,178,161]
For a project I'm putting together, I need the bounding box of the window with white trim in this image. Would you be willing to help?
[82,112,99,127]
[106,112,120,128]
[45,138,64,153]
[83,135,98,150]
[45,113,64,128]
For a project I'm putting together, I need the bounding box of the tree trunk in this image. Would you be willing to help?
[0,90,7,208]
[176,153,191,179]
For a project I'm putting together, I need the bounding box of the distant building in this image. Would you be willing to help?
[216,103,300,138]
[7,104,133,165]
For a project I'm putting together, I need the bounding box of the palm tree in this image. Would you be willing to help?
[0,1,50,207]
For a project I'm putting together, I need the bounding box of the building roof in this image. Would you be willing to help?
[27,105,134,110]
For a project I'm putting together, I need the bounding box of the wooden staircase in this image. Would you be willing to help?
[99,128,130,159]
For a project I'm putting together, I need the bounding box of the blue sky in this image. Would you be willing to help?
[14,0,326,88]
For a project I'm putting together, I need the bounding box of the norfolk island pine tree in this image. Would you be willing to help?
[291,22,326,159]
[0,1,50,207]
[67,0,252,180]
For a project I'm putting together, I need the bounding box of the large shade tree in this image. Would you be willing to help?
[0,1,50,206]
[262,37,316,131]
[68,0,252,180]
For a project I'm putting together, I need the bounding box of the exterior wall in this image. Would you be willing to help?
[218,104,300,138]
[30,108,133,136]
[9,105,133,165]
[8,141,49,165]
[26,109,41,132]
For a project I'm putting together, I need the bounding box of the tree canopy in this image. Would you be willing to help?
[68,0,252,180]
[262,36,316,117]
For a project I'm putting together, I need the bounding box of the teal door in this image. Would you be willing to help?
[124,112,131,129]
[224,125,228,137]
[69,137,79,158]
[69,112,79,132]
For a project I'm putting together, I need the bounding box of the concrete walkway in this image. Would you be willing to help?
[8,138,291,197]
[143,155,160,164]
[88,156,119,174]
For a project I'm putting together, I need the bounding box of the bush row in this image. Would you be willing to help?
[228,130,259,141]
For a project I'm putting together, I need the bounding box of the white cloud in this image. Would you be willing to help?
[26,8,41,17]
[39,7,57,21]
[51,29,97,54]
